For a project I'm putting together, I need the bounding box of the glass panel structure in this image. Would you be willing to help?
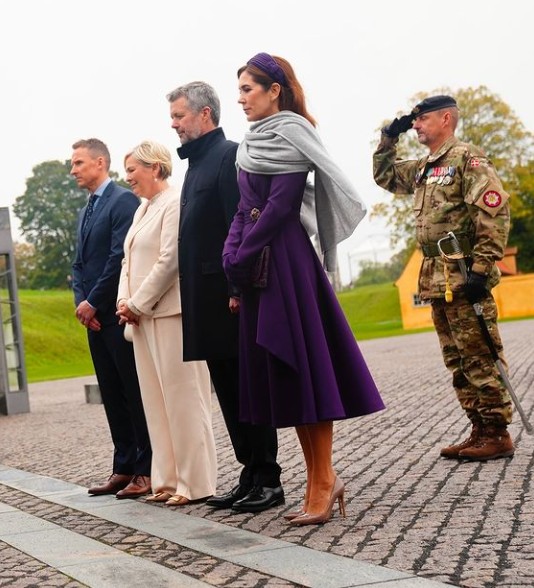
[0,208,29,415]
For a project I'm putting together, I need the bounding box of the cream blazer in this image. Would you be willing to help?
[117,185,181,318]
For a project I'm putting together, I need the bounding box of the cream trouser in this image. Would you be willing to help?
[131,314,217,499]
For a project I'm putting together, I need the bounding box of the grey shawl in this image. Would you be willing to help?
[236,110,366,271]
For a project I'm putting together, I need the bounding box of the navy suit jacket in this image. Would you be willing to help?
[72,181,140,326]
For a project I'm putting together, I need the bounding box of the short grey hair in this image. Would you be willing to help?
[166,81,221,126]
[72,138,111,171]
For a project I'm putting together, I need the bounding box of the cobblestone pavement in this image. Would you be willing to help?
[1,318,533,587]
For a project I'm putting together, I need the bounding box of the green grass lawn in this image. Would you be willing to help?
[19,290,95,382]
[337,282,404,339]
[17,284,414,383]
[16,284,533,383]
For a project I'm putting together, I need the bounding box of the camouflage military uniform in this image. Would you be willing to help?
[373,134,512,427]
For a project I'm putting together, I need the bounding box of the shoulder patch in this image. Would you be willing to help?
[473,188,509,217]
[482,190,502,208]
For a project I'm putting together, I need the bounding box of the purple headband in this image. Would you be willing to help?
[247,52,287,86]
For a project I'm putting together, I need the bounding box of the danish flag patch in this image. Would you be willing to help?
[482,190,502,207]
[470,158,480,167]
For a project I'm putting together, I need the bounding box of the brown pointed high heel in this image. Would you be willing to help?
[283,508,306,521]
[289,476,345,526]
[283,492,307,521]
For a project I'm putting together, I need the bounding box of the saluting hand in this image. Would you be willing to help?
[382,114,414,138]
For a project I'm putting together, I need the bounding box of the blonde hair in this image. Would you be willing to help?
[124,140,172,179]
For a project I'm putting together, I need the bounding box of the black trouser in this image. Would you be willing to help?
[207,357,281,488]
[88,323,152,476]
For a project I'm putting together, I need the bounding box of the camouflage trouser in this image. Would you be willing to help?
[431,293,513,426]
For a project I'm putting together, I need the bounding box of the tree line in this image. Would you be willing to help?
[11,86,534,289]
[13,167,124,289]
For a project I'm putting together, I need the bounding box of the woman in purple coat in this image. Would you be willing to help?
[223,53,385,526]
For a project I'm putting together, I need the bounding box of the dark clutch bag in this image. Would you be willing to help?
[251,246,271,288]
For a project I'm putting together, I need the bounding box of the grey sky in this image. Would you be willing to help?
[1,0,532,283]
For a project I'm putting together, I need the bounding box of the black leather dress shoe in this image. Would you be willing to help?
[205,484,250,509]
[231,485,285,513]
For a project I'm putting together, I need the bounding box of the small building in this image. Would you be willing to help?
[395,246,534,330]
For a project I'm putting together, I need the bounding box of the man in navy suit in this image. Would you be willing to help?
[71,138,152,498]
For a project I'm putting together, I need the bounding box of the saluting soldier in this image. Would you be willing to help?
[373,95,514,461]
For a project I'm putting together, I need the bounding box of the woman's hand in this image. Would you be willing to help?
[116,300,140,325]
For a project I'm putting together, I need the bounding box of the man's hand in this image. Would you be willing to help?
[465,272,488,303]
[229,296,240,315]
[75,300,101,331]
[86,318,101,331]
[382,114,414,138]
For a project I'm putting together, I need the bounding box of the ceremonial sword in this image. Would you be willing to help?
[437,231,533,435]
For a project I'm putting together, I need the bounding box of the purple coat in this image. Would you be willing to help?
[223,170,385,427]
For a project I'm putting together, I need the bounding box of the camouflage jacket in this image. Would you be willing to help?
[373,134,510,299]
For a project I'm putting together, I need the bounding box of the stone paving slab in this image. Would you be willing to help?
[0,507,207,587]
[1,318,533,587]
[0,468,450,587]
[0,481,305,588]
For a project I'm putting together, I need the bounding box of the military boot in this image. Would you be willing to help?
[440,423,482,459]
[458,425,515,460]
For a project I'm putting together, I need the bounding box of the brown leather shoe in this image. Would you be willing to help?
[88,473,133,496]
[440,423,482,459]
[458,425,515,460]
[116,475,151,499]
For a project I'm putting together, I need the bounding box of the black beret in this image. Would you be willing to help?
[412,95,457,117]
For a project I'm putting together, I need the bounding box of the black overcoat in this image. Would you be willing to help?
[177,128,240,361]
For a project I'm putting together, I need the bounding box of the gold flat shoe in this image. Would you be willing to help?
[145,492,173,503]
[165,494,191,506]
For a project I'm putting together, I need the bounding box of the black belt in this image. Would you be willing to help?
[421,234,472,258]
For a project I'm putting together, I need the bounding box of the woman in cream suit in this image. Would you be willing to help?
[117,140,217,506]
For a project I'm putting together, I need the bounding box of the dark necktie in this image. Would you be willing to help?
[82,194,98,235]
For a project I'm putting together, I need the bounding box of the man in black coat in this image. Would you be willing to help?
[71,138,152,499]
[166,82,283,512]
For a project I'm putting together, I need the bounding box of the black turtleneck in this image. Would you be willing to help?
[177,127,226,162]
